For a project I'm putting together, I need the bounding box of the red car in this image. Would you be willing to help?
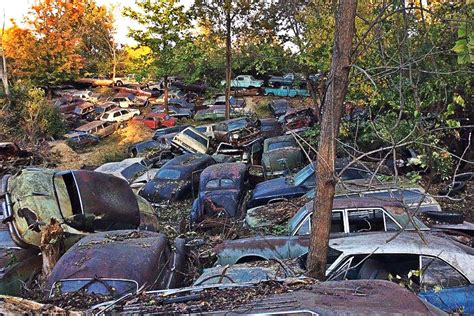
[132,113,177,129]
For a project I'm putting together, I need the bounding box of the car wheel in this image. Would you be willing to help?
[438,181,466,196]
[423,211,464,224]
[115,80,123,87]
[267,93,274,96]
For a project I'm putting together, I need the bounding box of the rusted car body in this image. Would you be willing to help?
[214,137,263,165]
[268,99,289,117]
[261,135,303,177]
[1,168,158,248]
[47,230,186,298]
[94,279,438,314]
[190,163,247,223]
[213,117,259,143]
[140,153,216,203]
[279,107,316,133]
[217,198,433,266]
[259,118,283,138]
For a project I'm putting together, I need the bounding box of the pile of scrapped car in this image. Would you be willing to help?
[1,83,473,313]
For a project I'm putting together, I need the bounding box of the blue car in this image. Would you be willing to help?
[264,86,310,97]
[247,162,374,208]
[191,163,247,223]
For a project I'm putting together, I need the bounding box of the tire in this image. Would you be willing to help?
[438,181,466,196]
[267,93,274,96]
[454,172,474,182]
[115,80,123,87]
[423,211,464,224]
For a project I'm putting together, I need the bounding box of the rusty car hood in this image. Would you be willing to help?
[47,230,170,293]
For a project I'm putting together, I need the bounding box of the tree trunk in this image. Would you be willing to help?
[224,0,232,120]
[164,75,169,113]
[1,14,9,99]
[40,218,64,280]
[111,47,117,81]
[306,0,357,280]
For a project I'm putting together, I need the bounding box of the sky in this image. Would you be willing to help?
[1,0,193,45]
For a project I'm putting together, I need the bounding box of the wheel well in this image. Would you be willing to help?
[236,255,267,264]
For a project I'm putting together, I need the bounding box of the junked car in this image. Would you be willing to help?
[222,75,264,89]
[72,102,95,118]
[194,106,227,121]
[140,153,216,203]
[247,162,374,208]
[127,140,162,158]
[97,279,440,314]
[65,133,100,149]
[268,73,295,87]
[264,86,310,97]
[94,157,152,183]
[190,163,248,223]
[268,99,289,117]
[152,125,189,141]
[194,123,215,138]
[211,95,246,109]
[171,127,210,154]
[73,120,118,139]
[100,108,140,123]
[213,117,261,144]
[324,232,474,313]
[47,230,186,298]
[72,90,98,103]
[219,198,431,265]
[0,169,158,248]
[132,113,177,129]
[261,135,304,178]
[259,118,283,138]
[279,107,316,133]
[89,102,117,120]
[152,105,193,119]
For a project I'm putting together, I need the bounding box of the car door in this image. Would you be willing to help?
[113,111,122,122]
[418,256,473,313]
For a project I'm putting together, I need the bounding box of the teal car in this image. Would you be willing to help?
[264,86,310,97]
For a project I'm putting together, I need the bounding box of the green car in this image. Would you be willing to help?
[261,135,304,178]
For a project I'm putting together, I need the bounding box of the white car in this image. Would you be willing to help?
[108,96,135,108]
[100,108,140,123]
[195,124,215,139]
[72,90,98,103]
[94,158,148,183]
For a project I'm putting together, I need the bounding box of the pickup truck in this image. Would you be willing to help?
[221,75,264,89]
[268,73,294,87]
[263,86,310,97]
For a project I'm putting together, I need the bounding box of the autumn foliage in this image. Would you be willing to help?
[2,0,113,86]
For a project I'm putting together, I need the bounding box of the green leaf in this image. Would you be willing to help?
[458,23,466,38]
[452,39,468,54]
